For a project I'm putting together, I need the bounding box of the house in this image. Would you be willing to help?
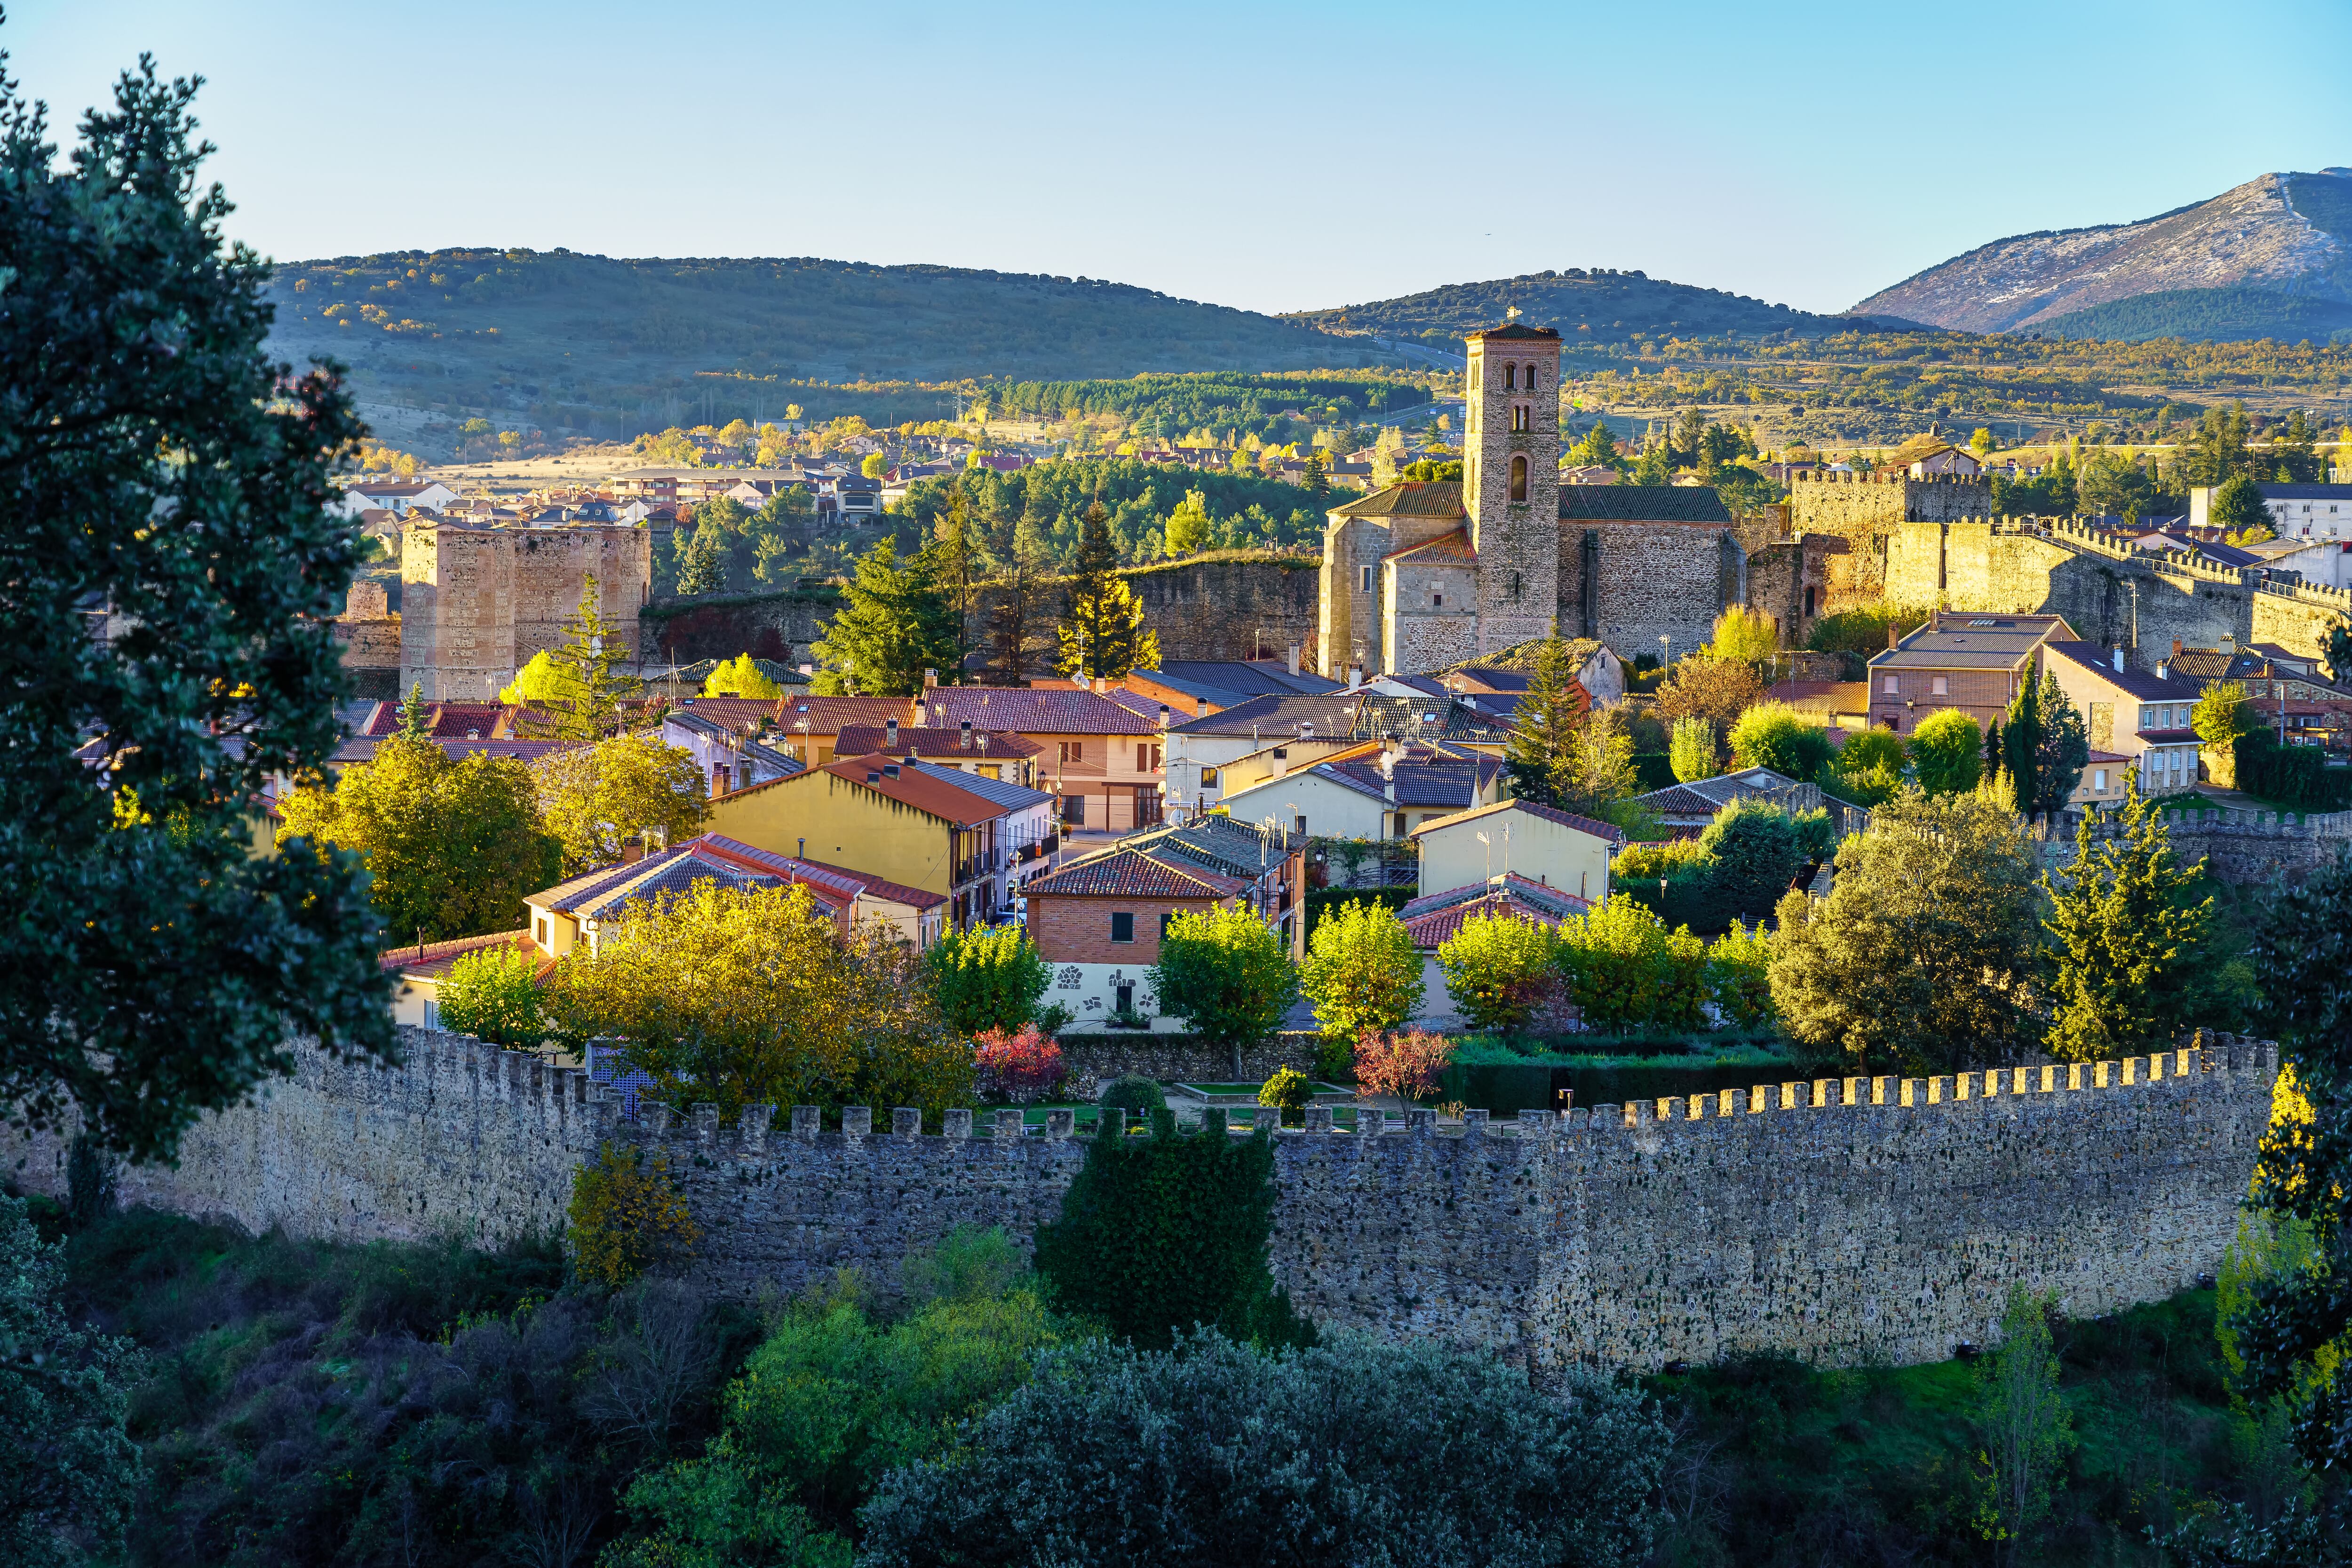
[2037,642,2207,797]
[2141,640,2352,747]
[2074,751,2132,809]
[1217,738,1505,842]
[1352,693,1518,756]
[678,833,946,947]
[523,839,828,961]
[1628,766,1813,834]
[2241,535,2352,589]
[382,930,550,1030]
[771,695,927,766]
[1866,612,2079,736]
[1080,813,1309,956]
[340,478,459,515]
[1443,641,1625,704]
[1409,798,1625,906]
[1394,875,1597,1030]
[700,750,1049,930]
[1561,465,1619,486]
[928,686,1172,833]
[834,721,1043,787]
[2189,482,2352,540]
[660,707,804,798]
[1162,692,1366,816]
[1121,657,1341,718]
[1019,847,1251,1032]
[1765,679,1870,729]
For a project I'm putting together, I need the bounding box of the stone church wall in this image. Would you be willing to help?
[3,1030,2273,1373]
[1557,522,1737,659]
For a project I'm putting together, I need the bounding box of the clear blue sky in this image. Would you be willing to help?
[12,0,2352,318]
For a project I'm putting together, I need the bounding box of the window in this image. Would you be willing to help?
[534,916,548,947]
[1504,361,1517,390]
[1882,675,1899,694]
[1432,592,1443,607]
[1199,765,1219,788]
[1360,564,1373,592]
[1804,585,1818,617]
[1270,746,1287,760]
[1137,742,1161,772]
[1470,362,1479,390]
[1510,454,1528,501]
[1160,912,1173,938]
[1509,569,1523,600]
[422,998,440,1030]
[1931,675,1948,696]
[1512,404,1531,433]
[1115,982,1135,1014]
[1111,912,1134,943]
[1059,740,1085,764]
[2093,769,2108,793]
[1525,363,1540,390]
[2140,706,2154,729]
[1294,813,1306,836]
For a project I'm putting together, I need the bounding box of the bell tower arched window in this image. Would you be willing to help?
[1510,455,1528,502]
[1504,362,1517,390]
[1512,404,1531,433]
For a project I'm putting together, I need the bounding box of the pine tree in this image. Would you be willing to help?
[519,577,642,741]
[922,485,980,675]
[2002,678,2040,816]
[674,521,727,595]
[1056,494,1159,680]
[2030,671,2090,816]
[811,536,961,696]
[986,517,1054,685]
[1502,629,1586,806]
[2042,781,2212,1061]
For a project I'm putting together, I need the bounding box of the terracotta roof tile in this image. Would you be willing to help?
[929,688,1165,736]
[834,724,1042,760]
[1023,846,1247,899]
[1329,482,1468,521]
[1407,797,1626,844]
[1383,528,1478,565]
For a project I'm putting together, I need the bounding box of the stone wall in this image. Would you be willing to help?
[400,523,652,700]
[1556,523,1737,658]
[1057,1032,1322,1086]
[3,1029,2276,1373]
[644,589,841,666]
[2041,806,2352,885]
[1790,472,1992,609]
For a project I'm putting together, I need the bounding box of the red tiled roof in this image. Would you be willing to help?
[1383,528,1478,565]
[834,724,1042,760]
[928,687,1164,736]
[774,695,913,735]
[1397,874,1592,948]
[1022,846,1246,899]
[381,929,553,984]
[812,753,1006,825]
[1329,482,1467,521]
[791,857,948,910]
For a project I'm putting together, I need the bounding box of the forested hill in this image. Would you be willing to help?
[1287,269,1909,347]
[1852,170,2352,341]
[262,250,1407,434]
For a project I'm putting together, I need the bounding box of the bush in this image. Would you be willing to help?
[435,943,545,1047]
[1033,1112,1311,1352]
[1554,895,1708,1030]
[858,1331,1670,1568]
[1728,700,1835,781]
[1435,911,1565,1034]
[2234,731,2352,810]
[921,924,1049,1037]
[568,1143,702,1287]
[1806,603,1931,658]
[1098,1073,1166,1120]
[971,1023,1064,1103]
[1909,708,1984,796]
[1258,1065,1313,1125]
[1707,921,1776,1028]
[1618,799,1829,935]
[1150,905,1301,1077]
[1298,898,1423,1050]
[1669,715,1719,782]
[1353,1027,1454,1102]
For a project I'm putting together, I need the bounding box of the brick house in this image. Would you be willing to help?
[1866,612,2078,736]
[928,685,1171,832]
[1020,847,1249,1031]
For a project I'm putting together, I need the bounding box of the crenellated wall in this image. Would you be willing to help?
[1,1031,2276,1372]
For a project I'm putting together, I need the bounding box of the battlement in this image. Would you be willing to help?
[1791,470,1987,489]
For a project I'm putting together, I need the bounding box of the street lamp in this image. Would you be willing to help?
[1659,634,1671,678]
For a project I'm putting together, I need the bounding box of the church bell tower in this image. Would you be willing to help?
[1463,322,1562,654]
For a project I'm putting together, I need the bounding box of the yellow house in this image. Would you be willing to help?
[704,753,1011,931]
[381,930,548,1029]
[1409,798,1625,905]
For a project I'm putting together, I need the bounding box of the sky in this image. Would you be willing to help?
[10,0,2352,319]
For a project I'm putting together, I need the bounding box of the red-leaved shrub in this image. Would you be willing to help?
[1352,1028,1454,1102]
[973,1024,1065,1104]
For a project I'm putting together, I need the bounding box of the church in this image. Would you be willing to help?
[1315,322,1750,677]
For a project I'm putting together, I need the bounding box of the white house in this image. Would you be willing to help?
[1217,740,1504,842]
[1162,693,1366,818]
[2190,483,2352,539]
[340,478,459,515]
[1409,798,1625,907]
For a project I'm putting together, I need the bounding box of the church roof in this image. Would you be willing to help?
[1383,529,1477,565]
[1469,323,1562,341]
[1559,485,1732,524]
[1329,482,1466,521]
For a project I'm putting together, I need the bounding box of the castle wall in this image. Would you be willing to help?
[511,528,652,668]
[2042,805,2352,886]
[1556,523,1736,660]
[2,1030,2276,1373]
[401,524,514,701]
[1791,473,1992,610]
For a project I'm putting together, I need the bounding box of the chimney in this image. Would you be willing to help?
[2112,645,2124,674]
[960,719,973,751]
[1345,663,1363,687]
[923,668,938,689]
[2156,661,2170,682]
[621,837,645,865]
[1286,644,1301,677]
[886,716,899,748]
[1157,704,1171,730]
[1887,624,1900,651]
[2172,638,2185,658]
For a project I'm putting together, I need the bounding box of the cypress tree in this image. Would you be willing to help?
[2002,677,2041,816]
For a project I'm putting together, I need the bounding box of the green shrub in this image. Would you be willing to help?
[1435,911,1564,1034]
[921,924,1049,1036]
[1098,1074,1167,1121]
[436,943,545,1047]
[1554,895,1707,1030]
[1728,701,1835,781]
[2233,731,2352,809]
[567,1143,701,1287]
[1909,708,1984,796]
[1258,1066,1313,1126]
[1707,921,1776,1028]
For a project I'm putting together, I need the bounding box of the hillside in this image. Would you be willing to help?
[262,251,1407,438]
[1852,170,2352,338]
[1287,269,1907,347]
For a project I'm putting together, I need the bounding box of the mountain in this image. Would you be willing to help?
[1287,269,1905,347]
[262,250,1408,433]
[1851,171,2352,340]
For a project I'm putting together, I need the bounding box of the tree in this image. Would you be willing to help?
[1554,895,1708,1029]
[922,485,983,674]
[860,452,888,479]
[0,1193,145,1564]
[810,536,959,696]
[703,653,782,699]
[1353,1027,1455,1101]
[1769,786,2042,1072]
[672,524,728,595]
[2187,401,2253,486]
[984,516,1054,685]
[518,577,644,740]
[1824,726,1907,808]
[1669,716,1719,783]
[2018,670,2088,817]
[1057,497,1160,680]
[1910,709,1985,796]
[1150,905,1300,1079]
[566,1145,701,1289]
[1970,427,1996,457]
[1654,656,1765,747]
[1501,629,1589,805]
[1162,487,1211,556]
[1436,912,1563,1034]
[0,56,394,1161]
[2194,677,2258,769]
[1728,700,1834,781]
[278,731,561,943]
[2214,472,2275,544]
[533,734,709,877]
[921,924,1050,1036]
[437,943,547,1049]
[1565,417,1627,472]
[1562,705,1644,822]
[1298,899,1424,1052]
[858,1333,1669,1568]
[1705,605,1779,665]
[2041,781,2212,1062]
[1973,1284,2075,1566]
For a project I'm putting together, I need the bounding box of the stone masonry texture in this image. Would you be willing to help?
[0,1029,2277,1372]
[1790,471,1992,610]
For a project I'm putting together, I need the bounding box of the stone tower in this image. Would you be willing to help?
[1464,322,1562,653]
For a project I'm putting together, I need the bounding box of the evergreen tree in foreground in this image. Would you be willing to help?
[1502,628,1587,806]
[2042,781,2212,1062]
[1056,493,1160,679]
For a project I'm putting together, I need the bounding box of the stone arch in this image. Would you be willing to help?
[1510,454,1528,502]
